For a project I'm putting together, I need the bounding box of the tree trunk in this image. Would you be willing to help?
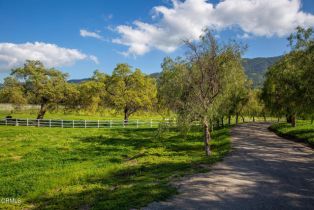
[203,118,211,156]
[291,113,296,127]
[228,115,231,126]
[241,115,245,123]
[277,117,280,122]
[221,117,224,127]
[235,113,239,125]
[311,116,313,124]
[37,103,47,119]
[286,114,292,123]
[216,119,220,128]
[263,115,266,122]
[124,107,129,125]
[253,116,255,122]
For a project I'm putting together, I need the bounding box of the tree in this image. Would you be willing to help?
[77,80,106,113]
[63,83,80,111]
[243,89,263,122]
[159,30,245,156]
[10,60,68,119]
[106,64,157,123]
[262,53,304,127]
[0,77,27,109]
[262,27,314,127]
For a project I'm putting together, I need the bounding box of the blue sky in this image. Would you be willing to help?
[0,0,314,81]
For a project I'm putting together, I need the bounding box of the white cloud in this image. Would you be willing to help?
[0,42,98,72]
[89,55,99,64]
[80,29,104,40]
[237,33,251,39]
[114,0,314,56]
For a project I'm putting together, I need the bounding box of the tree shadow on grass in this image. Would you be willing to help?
[28,128,230,210]
[30,162,197,210]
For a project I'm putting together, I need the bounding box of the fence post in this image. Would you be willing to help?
[49,119,51,128]
[38,119,40,127]
[16,118,18,126]
[137,120,139,128]
[150,119,152,128]
[5,118,7,126]
[26,118,29,126]
[72,120,74,128]
[110,120,112,128]
[84,120,87,128]
[61,120,63,128]
[98,120,100,128]
[123,120,125,128]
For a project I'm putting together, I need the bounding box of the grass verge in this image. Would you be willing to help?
[0,126,231,209]
[269,121,314,148]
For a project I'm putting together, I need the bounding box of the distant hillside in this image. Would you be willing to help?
[66,56,282,87]
[149,56,282,87]
[68,78,91,83]
[149,72,161,79]
[242,56,282,87]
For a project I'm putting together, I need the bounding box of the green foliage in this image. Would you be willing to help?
[242,89,264,120]
[0,126,230,209]
[262,27,314,126]
[158,30,246,155]
[0,77,27,107]
[6,60,68,119]
[106,64,157,121]
[152,56,281,88]
[159,32,247,125]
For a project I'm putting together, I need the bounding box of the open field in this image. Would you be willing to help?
[0,126,230,209]
[0,109,164,121]
[270,121,314,147]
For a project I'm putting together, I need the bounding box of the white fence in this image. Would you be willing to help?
[0,118,168,129]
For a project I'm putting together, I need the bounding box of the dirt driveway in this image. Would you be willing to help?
[144,123,314,210]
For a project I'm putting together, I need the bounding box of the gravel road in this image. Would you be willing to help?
[144,123,314,210]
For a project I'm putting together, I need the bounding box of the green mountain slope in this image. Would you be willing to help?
[242,56,282,87]
[150,56,282,87]
[65,56,282,87]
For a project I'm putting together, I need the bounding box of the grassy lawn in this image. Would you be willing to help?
[270,121,314,147]
[0,104,167,120]
[0,126,230,209]
[0,109,166,121]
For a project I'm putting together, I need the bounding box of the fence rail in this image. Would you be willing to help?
[0,117,283,129]
[0,118,172,129]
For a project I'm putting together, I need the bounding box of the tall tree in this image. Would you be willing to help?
[262,27,314,127]
[159,31,245,156]
[243,89,263,122]
[106,64,157,123]
[10,60,68,119]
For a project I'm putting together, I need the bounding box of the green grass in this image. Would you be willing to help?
[0,126,231,210]
[0,108,166,121]
[270,121,314,147]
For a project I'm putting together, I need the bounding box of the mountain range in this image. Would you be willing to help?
[68,56,282,87]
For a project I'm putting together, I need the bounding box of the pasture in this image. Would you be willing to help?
[0,125,230,209]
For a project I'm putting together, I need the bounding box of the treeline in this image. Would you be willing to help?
[262,27,314,127]
[0,61,157,122]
